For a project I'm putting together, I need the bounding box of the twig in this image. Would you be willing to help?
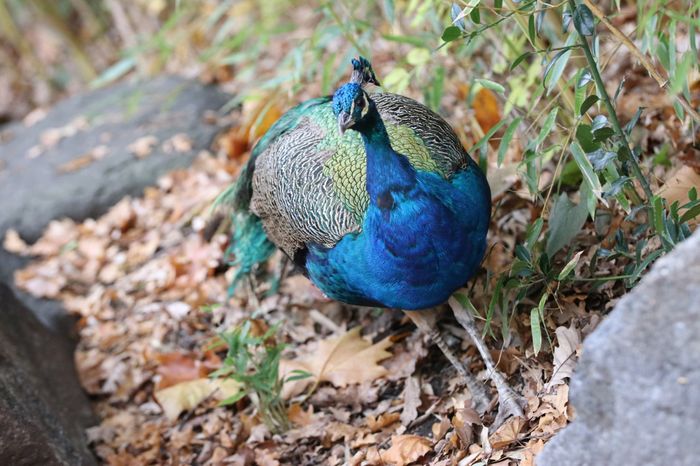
[583,0,700,123]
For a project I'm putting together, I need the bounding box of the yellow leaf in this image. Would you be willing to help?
[154,378,241,421]
[382,435,432,466]
[280,327,393,398]
[473,88,501,134]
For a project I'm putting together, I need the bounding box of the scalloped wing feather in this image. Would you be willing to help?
[250,92,469,258]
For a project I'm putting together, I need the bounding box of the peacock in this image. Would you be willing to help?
[217,58,523,424]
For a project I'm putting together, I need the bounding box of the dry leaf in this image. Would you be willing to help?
[489,416,525,449]
[28,219,78,256]
[431,417,450,442]
[546,325,581,390]
[658,165,700,224]
[400,376,421,425]
[382,435,432,466]
[280,327,393,398]
[367,412,401,432]
[154,378,240,420]
[473,88,501,133]
[452,408,478,446]
[162,133,193,153]
[155,352,207,389]
[288,403,314,427]
[3,229,29,254]
[58,154,93,173]
[128,135,158,158]
[223,97,285,159]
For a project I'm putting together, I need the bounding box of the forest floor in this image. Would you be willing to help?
[3,2,699,465]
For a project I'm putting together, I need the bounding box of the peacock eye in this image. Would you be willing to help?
[355,97,365,108]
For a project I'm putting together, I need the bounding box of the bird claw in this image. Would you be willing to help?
[492,383,526,429]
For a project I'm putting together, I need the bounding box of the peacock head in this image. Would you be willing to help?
[332,82,372,135]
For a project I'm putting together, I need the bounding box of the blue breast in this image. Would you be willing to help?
[306,162,490,310]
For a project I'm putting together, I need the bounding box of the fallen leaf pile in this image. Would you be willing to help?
[5,5,699,464]
[8,80,698,466]
[4,135,599,465]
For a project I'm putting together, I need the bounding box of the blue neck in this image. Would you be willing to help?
[356,106,416,202]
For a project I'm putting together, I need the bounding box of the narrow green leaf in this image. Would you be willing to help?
[441,26,462,42]
[576,69,593,88]
[497,117,521,166]
[576,124,601,153]
[530,108,558,151]
[525,218,544,250]
[476,78,505,94]
[469,118,507,152]
[558,250,583,280]
[218,390,246,406]
[573,4,595,36]
[652,195,665,235]
[383,0,395,22]
[470,7,480,24]
[543,37,575,94]
[623,107,644,135]
[571,142,605,202]
[546,193,589,256]
[510,51,532,70]
[530,308,542,355]
[91,56,136,88]
[580,94,599,115]
[680,204,700,224]
[452,0,481,24]
[528,14,536,43]
[593,127,615,142]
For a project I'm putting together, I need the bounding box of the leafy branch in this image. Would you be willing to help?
[567,0,654,205]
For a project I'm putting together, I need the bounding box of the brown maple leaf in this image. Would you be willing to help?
[280,327,393,398]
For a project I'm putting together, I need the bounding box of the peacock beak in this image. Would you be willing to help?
[338,111,354,135]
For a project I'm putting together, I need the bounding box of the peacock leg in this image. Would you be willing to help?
[266,254,289,296]
[403,310,490,414]
[447,296,525,427]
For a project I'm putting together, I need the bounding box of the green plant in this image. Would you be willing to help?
[209,320,309,433]
[439,0,699,350]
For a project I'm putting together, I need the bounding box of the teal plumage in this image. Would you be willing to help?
[219,59,490,306]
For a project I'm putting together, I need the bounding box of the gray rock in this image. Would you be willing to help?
[0,283,96,465]
[537,231,700,466]
[0,75,230,329]
[0,75,229,243]
[0,77,231,463]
